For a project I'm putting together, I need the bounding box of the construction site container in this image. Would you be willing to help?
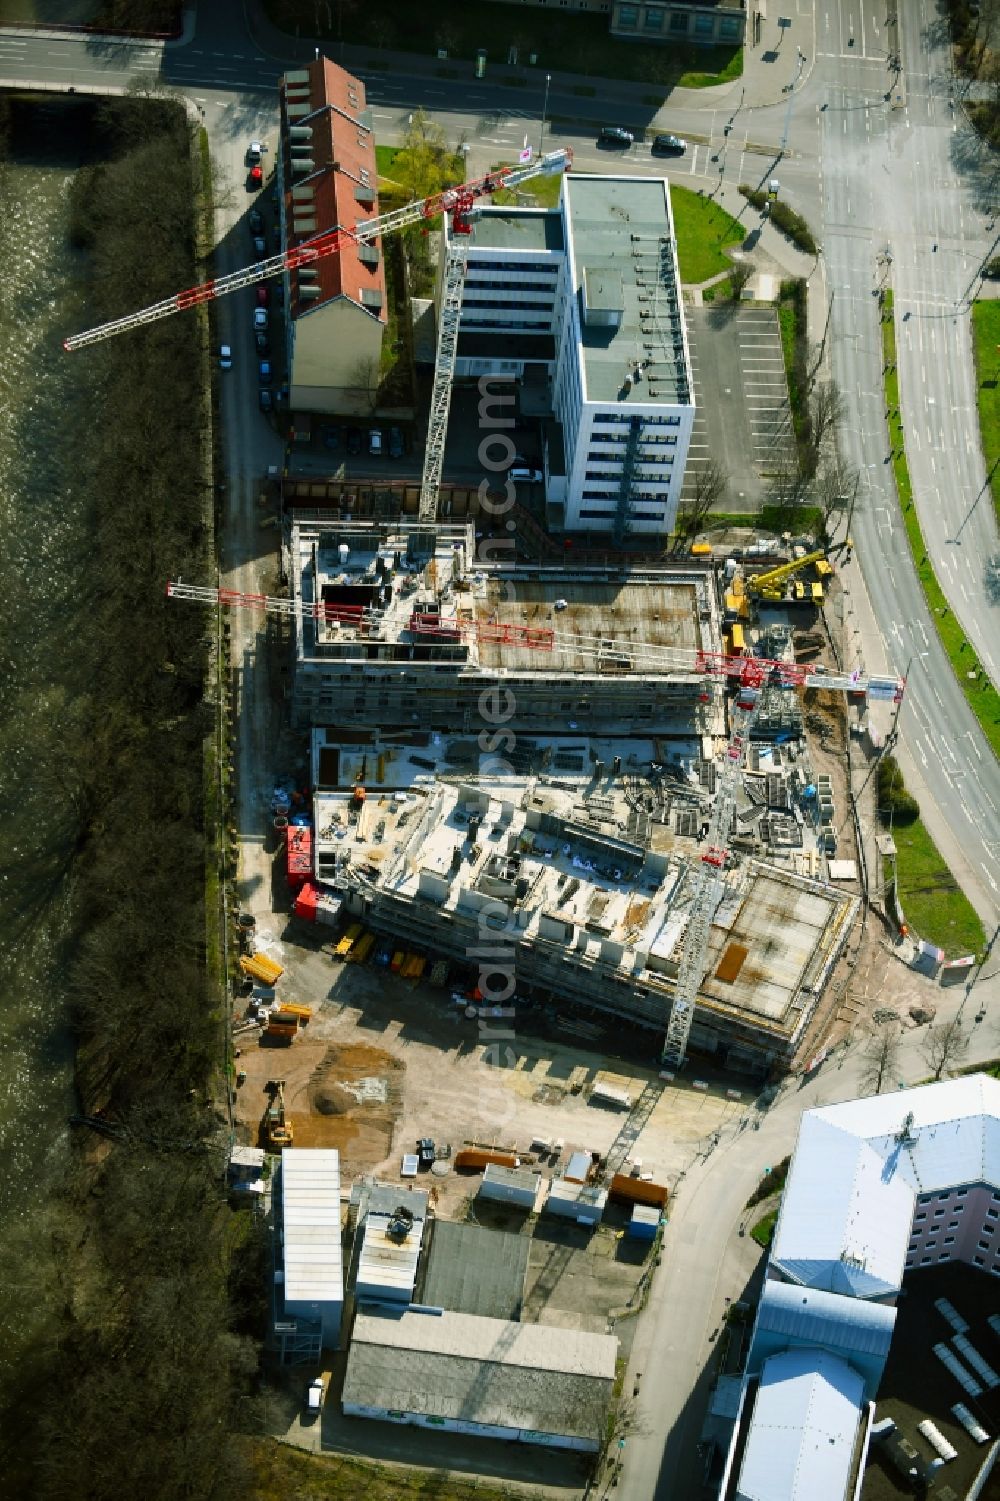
[690,542,712,557]
[610,1173,669,1209]
[266,1020,298,1044]
[390,950,405,973]
[544,1178,607,1226]
[350,931,376,964]
[240,953,284,986]
[589,1081,632,1111]
[478,1164,538,1209]
[286,825,312,891]
[293,882,342,927]
[729,624,746,653]
[454,1148,519,1173]
[400,952,427,979]
[628,1205,661,1241]
[273,1003,312,1023]
[336,922,363,957]
[564,1150,593,1184]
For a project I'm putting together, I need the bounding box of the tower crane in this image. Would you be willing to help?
[62,148,574,523]
[167,578,901,1068]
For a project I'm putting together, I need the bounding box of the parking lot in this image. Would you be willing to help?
[683,305,796,510]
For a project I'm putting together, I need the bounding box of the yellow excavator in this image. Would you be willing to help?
[264,1079,294,1151]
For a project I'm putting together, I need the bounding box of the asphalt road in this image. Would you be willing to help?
[810,0,1000,920]
[4,7,1000,1494]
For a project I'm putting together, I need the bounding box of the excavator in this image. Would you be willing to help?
[263,1079,294,1151]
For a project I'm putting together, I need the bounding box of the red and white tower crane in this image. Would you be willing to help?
[63,148,574,523]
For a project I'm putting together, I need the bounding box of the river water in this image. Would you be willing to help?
[0,101,91,1227]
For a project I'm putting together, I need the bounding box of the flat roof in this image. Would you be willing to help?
[418,1221,530,1320]
[344,1307,616,1441]
[280,1149,343,1308]
[564,175,691,408]
[292,518,719,676]
[468,206,564,253]
[310,733,857,1042]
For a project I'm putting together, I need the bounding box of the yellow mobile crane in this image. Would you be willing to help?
[744,549,828,603]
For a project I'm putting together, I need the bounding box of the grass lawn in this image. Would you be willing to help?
[374,144,402,184]
[751,1210,778,1247]
[881,290,1000,763]
[489,160,563,209]
[251,1439,540,1500]
[885,818,986,958]
[971,298,1000,527]
[670,185,744,285]
[263,0,740,89]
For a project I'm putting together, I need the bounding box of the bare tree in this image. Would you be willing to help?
[808,379,846,454]
[859,1020,902,1095]
[767,457,813,513]
[922,1017,970,1081]
[729,261,753,300]
[349,354,380,414]
[681,459,728,537]
[815,459,860,538]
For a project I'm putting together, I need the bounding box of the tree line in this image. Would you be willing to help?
[1,94,260,1501]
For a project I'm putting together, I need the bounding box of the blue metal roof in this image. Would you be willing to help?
[755,1281,896,1358]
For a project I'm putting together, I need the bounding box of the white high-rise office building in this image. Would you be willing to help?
[447,172,695,538]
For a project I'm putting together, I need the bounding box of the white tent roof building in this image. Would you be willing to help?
[720,1074,1000,1501]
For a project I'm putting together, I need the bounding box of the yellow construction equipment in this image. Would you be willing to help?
[349,931,376,964]
[264,1080,294,1150]
[336,921,363,957]
[274,1002,312,1023]
[792,580,825,603]
[745,549,827,601]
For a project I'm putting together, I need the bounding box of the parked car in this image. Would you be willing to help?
[253,308,268,330]
[249,207,264,235]
[368,427,384,457]
[247,164,263,190]
[388,425,405,459]
[218,343,232,370]
[256,283,269,307]
[346,426,362,455]
[253,235,266,258]
[321,424,340,451]
[258,360,272,386]
[417,1138,436,1168]
[598,126,633,148]
[254,331,270,355]
[652,133,687,156]
[259,389,273,412]
[246,140,264,165]
[510,465,542,484]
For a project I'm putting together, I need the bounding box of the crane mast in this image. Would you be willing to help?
[63,149,573,353]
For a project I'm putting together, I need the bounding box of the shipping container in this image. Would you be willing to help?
[589,1081,633,1111]
[293,881,342,927]
[273,1003,312,1023]
[544,1178,607,1225]
[478,1163,538,1208]
[239,953,284,986]
[564,1150,593,1184]
[610,1173,669,1209]
[628,1204,661,1240]
[286,824,312,891]
[454,1147,519,1172]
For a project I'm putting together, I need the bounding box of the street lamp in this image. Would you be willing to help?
[777,48,807,162]
[539,72,551,157]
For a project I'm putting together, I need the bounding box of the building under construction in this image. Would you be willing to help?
[289,518,723,734]
[309,731,857,1073]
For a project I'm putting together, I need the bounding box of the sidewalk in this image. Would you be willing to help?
[243,0,812,120]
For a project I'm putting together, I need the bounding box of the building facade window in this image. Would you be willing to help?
[643,6,663,30]
[617,2,639,25]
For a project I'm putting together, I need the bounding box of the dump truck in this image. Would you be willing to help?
[335,921,363,958]
[455,1147,520,1172]
[239,952,284,986]
[609,1172,669,1209]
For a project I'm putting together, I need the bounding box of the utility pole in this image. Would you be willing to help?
[777,48,806,162]
[539,73,551,158]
